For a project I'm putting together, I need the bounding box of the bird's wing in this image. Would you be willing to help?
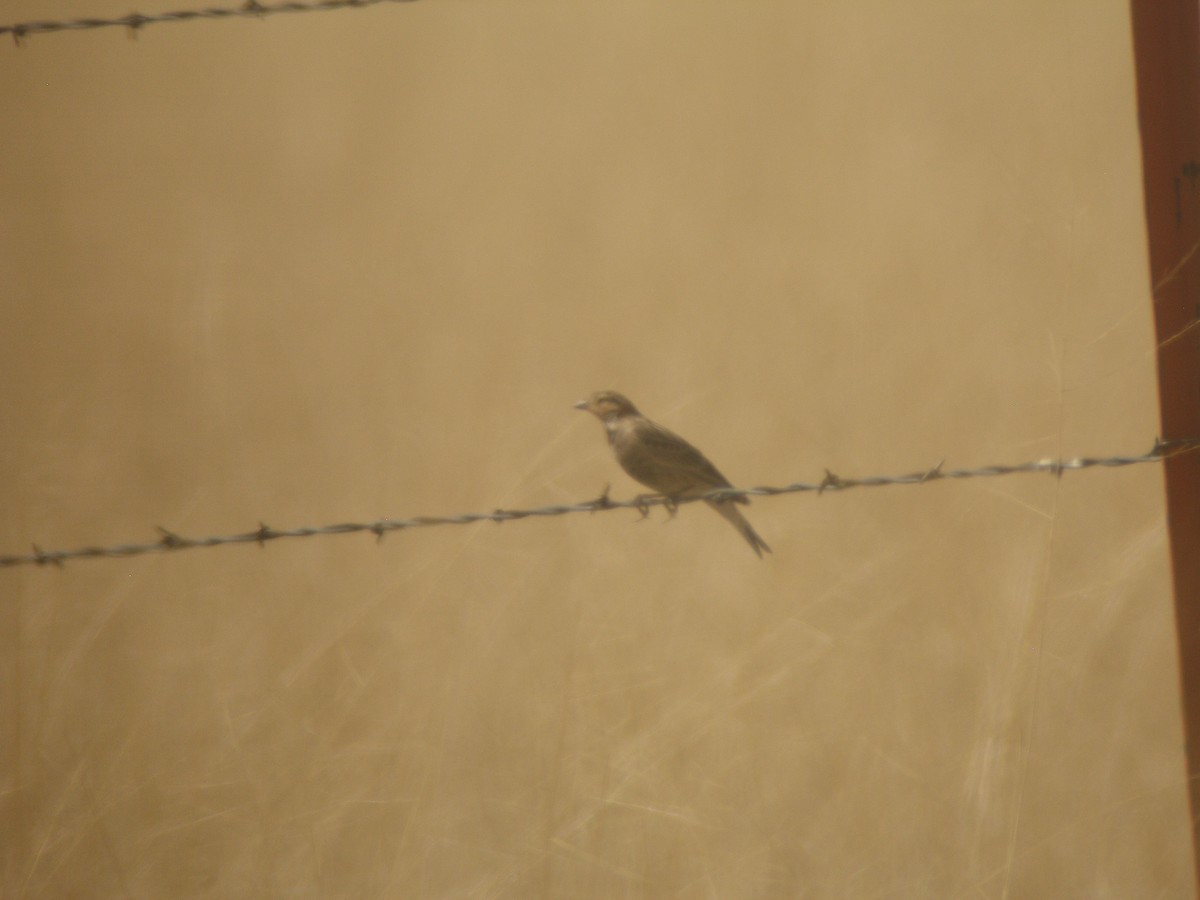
[615,418,741,498]
[644,424,730,485]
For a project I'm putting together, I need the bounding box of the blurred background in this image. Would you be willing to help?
[1,1,1192,896]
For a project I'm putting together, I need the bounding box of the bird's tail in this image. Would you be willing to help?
[706,500,771,558]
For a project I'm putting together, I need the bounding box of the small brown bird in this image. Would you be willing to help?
[575,391,771,557]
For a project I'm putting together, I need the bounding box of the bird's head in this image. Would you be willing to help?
[574,390,640,422]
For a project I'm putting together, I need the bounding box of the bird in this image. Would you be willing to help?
[574,390,771,557]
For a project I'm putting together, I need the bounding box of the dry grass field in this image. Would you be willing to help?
[1,2,1192,896]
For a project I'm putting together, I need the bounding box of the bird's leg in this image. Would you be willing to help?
[632,493,656,520]
[662,496,679,520]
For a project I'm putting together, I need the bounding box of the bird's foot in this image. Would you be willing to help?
[632,493,660,520]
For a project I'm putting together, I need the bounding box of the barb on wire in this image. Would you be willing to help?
[1,0,416,44]
[2,438,1197,569]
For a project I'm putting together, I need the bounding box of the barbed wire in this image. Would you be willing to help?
[1,0,416,44]
[3,437,1196,569]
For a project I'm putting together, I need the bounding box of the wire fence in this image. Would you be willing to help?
[1,0,415,43]
[3,437,1195,569]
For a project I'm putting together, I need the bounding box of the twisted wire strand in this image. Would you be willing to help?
[3,438,1195,569]
[1,0,416,43]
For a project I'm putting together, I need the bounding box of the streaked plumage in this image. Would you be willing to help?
[574,391,771,557]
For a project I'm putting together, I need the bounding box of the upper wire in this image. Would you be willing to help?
[3,437,1195,569]
[2,0,416,44]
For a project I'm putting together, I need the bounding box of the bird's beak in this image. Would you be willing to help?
[573,399,589,411]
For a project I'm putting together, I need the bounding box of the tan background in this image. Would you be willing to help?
[1,1,1192,896]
